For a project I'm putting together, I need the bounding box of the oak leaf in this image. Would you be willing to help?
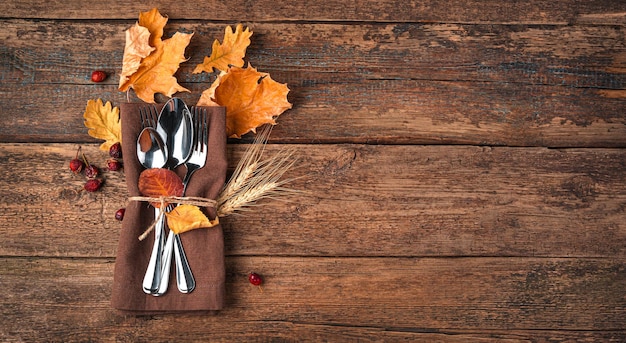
[197,66,292,138]
[165,205,219,235]
[193,24,252,74]
[118,8,193,103]
[138,168,184,208]
[83,99,121,151]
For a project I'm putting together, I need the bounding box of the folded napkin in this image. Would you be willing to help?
[111,102,227,314]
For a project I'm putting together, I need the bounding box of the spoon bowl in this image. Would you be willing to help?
[156,98,193,169]
[136,127,168,169]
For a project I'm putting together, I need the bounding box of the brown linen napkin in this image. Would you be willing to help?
[111,102,227,313]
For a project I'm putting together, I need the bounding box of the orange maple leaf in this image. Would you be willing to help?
[138,168,184,208]
[193,24,252,74]
[137,7,168,49]
[118,8,192,103]
[197,66,292,138]
[118,24,155,89]
[165,205,219,235]
[83,99,121,151]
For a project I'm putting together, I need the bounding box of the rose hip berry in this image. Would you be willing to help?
[109,142,122,159]
[115,208,125,221]
[248,272,263,286]
[91,70,107,83]
[106,158,122,171]
[84,178,103,192]
[69,158,85,174]
[84,164,99,179]
[69,146,85,174]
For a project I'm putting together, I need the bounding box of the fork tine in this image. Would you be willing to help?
[139,105,158,129]
[139,107,148,128]
[148,104,158,128]
[196,108,202,151]
[191,106,199,153]
[197,108,204,150]
[197,110,202,150]
[202,108,209,152]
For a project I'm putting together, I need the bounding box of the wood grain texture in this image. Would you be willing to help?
[3,21,625,88]
[1,20,624,146]
[2,82,625,147]
[1,0,625,340]
[3,0,625,24]
[1,257,624,342]
[1,143,624,258]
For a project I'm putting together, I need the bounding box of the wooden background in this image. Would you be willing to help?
[1,1,625,341]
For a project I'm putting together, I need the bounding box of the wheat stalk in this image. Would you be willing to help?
[216,162,257,204]
[217,125,299,216]
[217,126,270,203]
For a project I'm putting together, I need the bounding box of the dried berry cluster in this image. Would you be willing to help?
[69,144,123,193]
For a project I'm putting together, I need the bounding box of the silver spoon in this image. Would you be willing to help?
[136,127,168,294]
[157,98,193,170]
[137,127,168,170]
[155,98,195,295]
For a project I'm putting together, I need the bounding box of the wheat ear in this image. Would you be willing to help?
[217,126,298,216]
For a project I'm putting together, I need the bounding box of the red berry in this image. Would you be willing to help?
[69,146,85,173]
[84,164,99,178]
[91,70,107,82]
[248,272,263,286]
[109,142,122,159]
[69,158,85,174]
[84,178,103,192]
[115,208,125,221]
[106,158,122,171]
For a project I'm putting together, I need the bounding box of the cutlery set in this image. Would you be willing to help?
[136,98,209,295]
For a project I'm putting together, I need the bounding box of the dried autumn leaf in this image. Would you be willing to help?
[83,99,122,151]
[165,205,219,235]
[196,70,225,107]
[118,8,193,103]
[138,7,168,48]
[138,168,184,208]
[118,23,155,89]
[193,24,252,74]
[197,66,292,138]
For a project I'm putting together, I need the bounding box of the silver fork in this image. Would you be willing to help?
[157,106,209,295]
[182,107,209,192]
[139,105,158,129]
[138,105,167,294]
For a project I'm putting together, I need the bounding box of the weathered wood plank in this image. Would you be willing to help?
[2,0,625,25]
[1,21,624,146]
[3,21,624,88]
[2,81,624,147]
[1,256,624,342]
[1,143,624,258]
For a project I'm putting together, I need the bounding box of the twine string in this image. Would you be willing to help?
[128,195,217,208]
[128,195,217,240]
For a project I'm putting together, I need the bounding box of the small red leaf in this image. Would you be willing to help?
[138,168,184,207]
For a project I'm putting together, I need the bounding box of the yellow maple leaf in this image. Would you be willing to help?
[193,24,252,74]
[165,205,219,235]
[118,8,192,103]
[197,65,292,138]
[83,99,121,151]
